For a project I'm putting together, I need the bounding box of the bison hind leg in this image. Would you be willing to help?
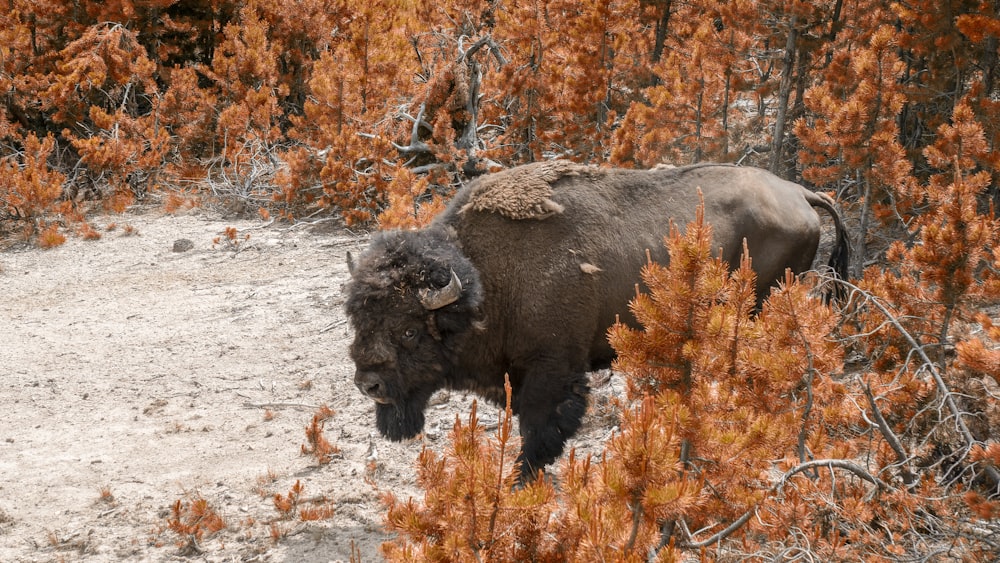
[515,374,590,481]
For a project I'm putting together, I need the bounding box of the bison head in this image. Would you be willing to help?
[344,227,483,441]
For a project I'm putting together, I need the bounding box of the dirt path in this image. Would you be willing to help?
[0,209,429,561]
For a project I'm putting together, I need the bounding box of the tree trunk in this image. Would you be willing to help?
[855,172,871,279]
[770,13,798,175]
[651,0,672,64]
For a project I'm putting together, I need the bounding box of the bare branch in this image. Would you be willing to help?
[776,459,891,492]
[681,509,755,549]
[862,381,918,488]
[392,103,433,155]
[678,458,890,550]
[834,278,1000,490]
[410,162,449,175]
[458,34,508,67]
[242,402,320,411]
[398,106,433,135]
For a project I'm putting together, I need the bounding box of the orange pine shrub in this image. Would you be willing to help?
[381,384,563,561]
[609,205,853,551]
[484,1,560,164]
[273,480,336,522]
[40,22,167,212]
[375,168,448,230]
[37,223,67,248]
[611,10,733,167]
[796,21,914,276]
[550,396,699,561]
[204,1,286,151]
[154,66,219,165]
[547,0,632,162]
[0,6,36,143]
[0,134,66,225]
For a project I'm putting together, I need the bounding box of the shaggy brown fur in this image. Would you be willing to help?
[459,160,586,220]
[345,162,850,482]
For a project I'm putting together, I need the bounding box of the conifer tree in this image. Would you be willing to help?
[381,385,563,561]
[279,1,417,224]
[850,100,1000,495]
[796,21,913,277]
[43,22,165,210]
[609,205,849,549]
[487,0,560,163]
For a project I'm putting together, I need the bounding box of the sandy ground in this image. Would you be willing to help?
[0,208,622,562]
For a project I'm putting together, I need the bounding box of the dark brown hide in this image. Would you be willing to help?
[344,162,849,480]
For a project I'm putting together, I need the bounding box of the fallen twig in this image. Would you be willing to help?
[242,402,320,411]
[320,319,347,333]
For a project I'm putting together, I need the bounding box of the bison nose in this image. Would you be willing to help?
[355,371,389,403]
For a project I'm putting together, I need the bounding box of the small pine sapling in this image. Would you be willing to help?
[549,396,701,561]
[272,480,303,520]
[0,134,67,229]
[301,405,339,465]
[271,480,334,537]
[376,167,448,230]
[253,468,279,498]
[381,378,560,561]
[96,486,115,505]
[37,223,67,248]
[77,222,102,240]
[213,226,250,252]
[163,495,227,555]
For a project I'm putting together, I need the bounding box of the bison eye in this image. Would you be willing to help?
[402,328,417,341]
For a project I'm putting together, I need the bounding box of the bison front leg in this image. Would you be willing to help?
[513,369,590,481]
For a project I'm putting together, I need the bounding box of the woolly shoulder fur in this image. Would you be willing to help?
[459,160,592,220]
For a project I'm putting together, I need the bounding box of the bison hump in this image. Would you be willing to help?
[459,160,588,220]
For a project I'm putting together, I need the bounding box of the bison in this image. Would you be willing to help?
[344,161,849,479]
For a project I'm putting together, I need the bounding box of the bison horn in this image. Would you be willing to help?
[419,270,463,310]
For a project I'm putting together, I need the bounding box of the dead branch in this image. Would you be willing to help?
[835,278,1000,490]
[242,402,319,411]
[862,381,918,488]
[680,509,755,550]
[392,103,433,156]
[679,458,890,550]
[410,162,449,175]
[397,104,433,137]
[776,459,891,493]
[458,34,508,68]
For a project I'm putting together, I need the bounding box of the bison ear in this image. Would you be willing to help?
[419,269,462,310]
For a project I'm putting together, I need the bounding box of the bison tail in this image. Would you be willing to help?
[828,218,850,281]
[808,191,851,304]
[827,219,850,302]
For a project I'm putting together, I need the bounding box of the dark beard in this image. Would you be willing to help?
[375,399,427,441]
